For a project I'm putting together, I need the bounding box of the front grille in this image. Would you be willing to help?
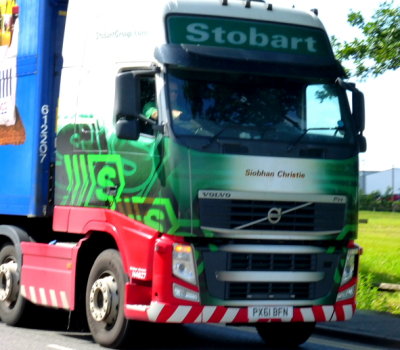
[201,248,342,302]
[228,282,311,300]
[230,253,315,271]
[197,192,346,304]
[226,252,317,300]
[199,198,346,232]
[231,200,315,230]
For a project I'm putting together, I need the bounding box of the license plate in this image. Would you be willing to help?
[248,306,293,320]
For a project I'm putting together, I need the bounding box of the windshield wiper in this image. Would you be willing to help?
[287,126,344,152]
[283,115,302,129]
[201,126,231,149]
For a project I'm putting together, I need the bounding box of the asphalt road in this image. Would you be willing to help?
[0,319,393,350]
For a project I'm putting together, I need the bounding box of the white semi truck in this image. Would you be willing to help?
[0,0,365,348]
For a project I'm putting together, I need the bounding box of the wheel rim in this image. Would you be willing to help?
[0,260,18,305]
[89,274,119,325]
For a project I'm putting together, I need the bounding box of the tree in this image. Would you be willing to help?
[332,1,400,78]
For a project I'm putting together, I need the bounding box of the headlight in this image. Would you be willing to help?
[173,244,197,285]
[341,248,358,286]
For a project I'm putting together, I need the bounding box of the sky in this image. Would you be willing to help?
[276,0,400,172]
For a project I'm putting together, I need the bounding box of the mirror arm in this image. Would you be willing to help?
[137,113,156,125]
[336,77,365,132]
[336,78,367,153]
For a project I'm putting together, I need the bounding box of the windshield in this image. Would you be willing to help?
[167,69,356,158]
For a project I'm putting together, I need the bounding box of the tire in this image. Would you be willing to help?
[0,243,28,326]
[85,249,132,348]
[255,322,315,348]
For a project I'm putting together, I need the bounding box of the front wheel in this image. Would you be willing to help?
[0,243,28,325]
[85,249,132,348]
[255,322,315,348]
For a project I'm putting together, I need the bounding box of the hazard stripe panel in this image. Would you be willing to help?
[21,285,70,310]
[125,302,355,324]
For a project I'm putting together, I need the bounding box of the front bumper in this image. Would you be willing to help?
[124,299,355,324]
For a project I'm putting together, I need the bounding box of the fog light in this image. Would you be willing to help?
[337,285,356,301]
[173,283,200,302]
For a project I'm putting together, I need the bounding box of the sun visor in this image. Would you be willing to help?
[155,43,345,78]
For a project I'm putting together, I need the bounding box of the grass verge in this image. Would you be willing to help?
[357,211,400,315]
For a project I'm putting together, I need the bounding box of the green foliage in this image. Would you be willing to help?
[358,188,400,211]
[332,1,400,78]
